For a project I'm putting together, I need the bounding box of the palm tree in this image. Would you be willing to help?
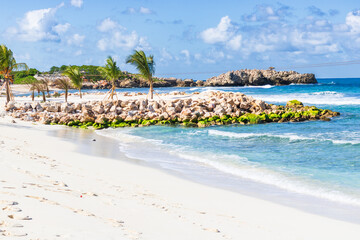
[62,65,83,98]
[25,77,45,101]
[0,45,28,103]
[97,56,122,100]
[55,77,72,102]
[126,50,155,99]
[40,76,51,97]
[25,77,39,101]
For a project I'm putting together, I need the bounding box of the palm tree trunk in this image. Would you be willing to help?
[46,86,50,98]
[65,88,68,102]
[79,88,82,99]
[42,91,46,102]
[5,78,11,103]
[111,81,115,100]
[149,80,154,99]
[32,90,35,101]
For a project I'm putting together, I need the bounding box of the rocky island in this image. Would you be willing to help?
[85,69,317,89]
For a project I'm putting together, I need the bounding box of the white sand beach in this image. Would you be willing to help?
[1,94,360,240]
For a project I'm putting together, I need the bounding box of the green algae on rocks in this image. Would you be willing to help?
[5,91,340,130]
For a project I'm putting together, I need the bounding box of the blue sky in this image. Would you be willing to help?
[1,0,360,79]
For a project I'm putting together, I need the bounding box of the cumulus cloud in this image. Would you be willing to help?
[181,49,191,64]
[201,16,235,44]
[97,18,119,32]
[200,16,242,50]
[346,10,360,33]
[139,7,152,14]
[307,6,326,17]
[67,33,85,46]
[97,18,150,51]
[159,48,173,63]
[197,7,360,65]
[71,0,83,8]
[242,4,291,22]
[5,3,68,42]
[227,35,242,50]
[122,7,154,15]
[53,23,70,34]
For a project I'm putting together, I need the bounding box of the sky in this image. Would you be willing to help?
[1,0,360,79]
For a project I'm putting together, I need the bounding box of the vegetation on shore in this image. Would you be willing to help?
[97,57,122,100]
[62,66,84,98]
[126,50,156,99]
[0,44,29,103]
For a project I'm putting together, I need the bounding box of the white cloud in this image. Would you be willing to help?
[71,0,83,8]
[200,16,242,51]
[200,16,235,44]
[75,50,82,56]
[14,53,31,61]
[98,31,138,50]
[242,4,290,22]
[53,23,70,34]
[204,49,225,64]
[194,53,202,60]
[97,18,119,32]
[139,7,152,14]
[97,19,150,51]
[138,37,151,50]
[181,49,191,64]
[123,6,154,15]
[6,3,66,42]
[160,48,173,61]
[227,35,242,50]
[346,10,360,33]
[67,33,85,46]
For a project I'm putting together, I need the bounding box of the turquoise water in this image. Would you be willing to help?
[96,79,360,210]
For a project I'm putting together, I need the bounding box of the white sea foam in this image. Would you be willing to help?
[311,91,340,96]
[252,92,360,105]
[95,129,360,207]
[245,84,274,89]
[208,129,360,145]
[174,150,360,207]
[189,87,200,91]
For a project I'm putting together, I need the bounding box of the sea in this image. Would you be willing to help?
[30,78,360,222]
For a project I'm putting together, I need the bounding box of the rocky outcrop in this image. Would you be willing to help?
[204,69,317,86]
[81,69,316,89]
[5,92,339,129]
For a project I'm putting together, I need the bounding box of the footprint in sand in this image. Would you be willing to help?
[7,214,32,220]
[2,205,22,212]
[0,200,18,206]
[2,231,28,237]
[53,181,68,187]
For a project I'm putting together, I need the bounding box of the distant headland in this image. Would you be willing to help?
[85,69,317,89]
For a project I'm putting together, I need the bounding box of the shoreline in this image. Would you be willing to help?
[1,117,360,239]
[91,126,360,224]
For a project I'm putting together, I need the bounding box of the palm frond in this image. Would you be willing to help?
[98,56,122,82]
[62,65,83,88]
[126,50,155,82]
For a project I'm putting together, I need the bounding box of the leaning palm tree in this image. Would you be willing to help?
[97,56,122,100]
[126,50,155,99]
[0,45,28,103]
[40,76,51,98]
[25,77,41,101]
[55,76,72,102]
[62,65,83,98]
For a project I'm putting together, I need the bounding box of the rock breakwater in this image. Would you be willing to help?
[5,92,339,129]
